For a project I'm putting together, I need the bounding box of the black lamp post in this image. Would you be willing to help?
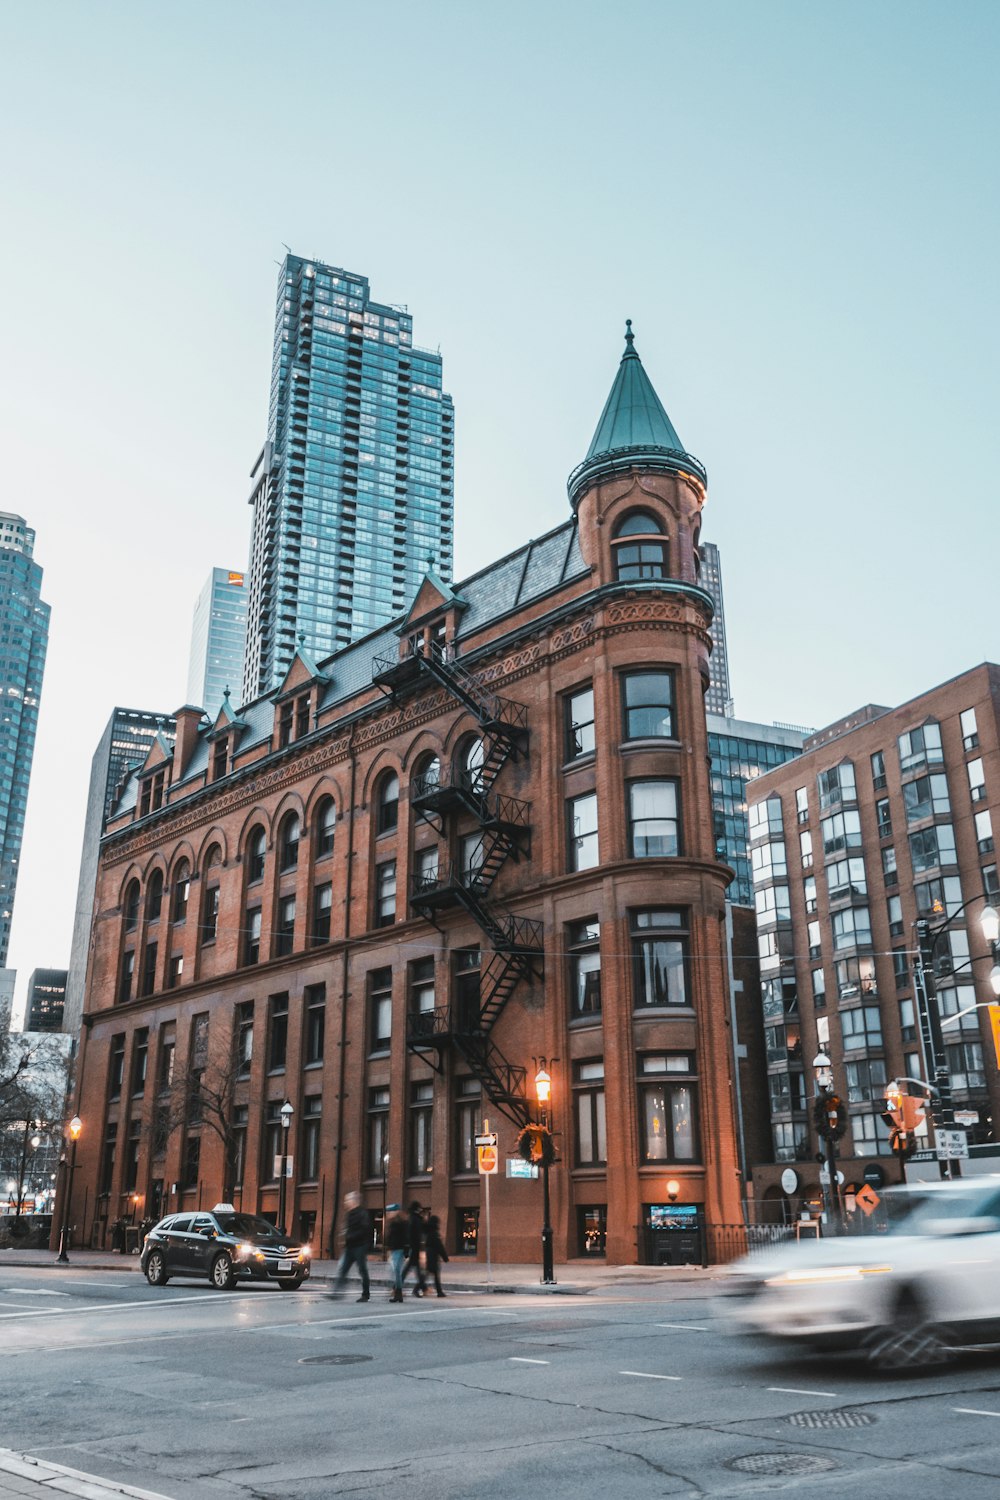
[534,1061,556,1285]
[381,1151,389,1259]
[812,1052,840,1231]
[56,1116,82,1264]
[915,899,999,1180]
[277,1100,293,1237]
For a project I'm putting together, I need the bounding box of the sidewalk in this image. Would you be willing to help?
[0,1449,175,1500]
[0,1245,722,1294]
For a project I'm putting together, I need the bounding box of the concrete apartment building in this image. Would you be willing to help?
[68,326,746,1264]
[747,664,1000,1207]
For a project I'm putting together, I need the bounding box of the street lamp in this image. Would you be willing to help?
[812,1053,841,1231]
[381,1151,390,1259]
[915,899,1000,1180]
[534,1060,556,1285]
[56,1117,82,1264]
[277,1101,293,1237]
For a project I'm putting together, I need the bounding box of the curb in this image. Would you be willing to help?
[0,1448,175,1500]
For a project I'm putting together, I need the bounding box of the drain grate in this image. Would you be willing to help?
[728,1454,839,1476]
[299,1354,373,1366]
[789,1409,875,1430]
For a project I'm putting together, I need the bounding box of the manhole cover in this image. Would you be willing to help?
[789,1409,876,1429]
[299,1354,373,1366]
[728,1454,839,1476]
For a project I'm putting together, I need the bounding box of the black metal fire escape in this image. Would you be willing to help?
[372,641,543,1125]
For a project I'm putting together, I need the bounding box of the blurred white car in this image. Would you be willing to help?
[725,1179,1000,1371]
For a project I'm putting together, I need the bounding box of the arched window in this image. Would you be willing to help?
[376,772,399,834]
[413,753,440,801]
[172,860,190,924]
[315,798,336,858]
[203,842,222,874]
[279,813,300,871]
[201,845,222,945]
[612,509,668,582]
[123,880,140,932]
[247,826,267,883]
[460,737,485,795]
[146,870,164,923]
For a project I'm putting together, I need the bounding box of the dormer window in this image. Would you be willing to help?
[612,510,668,582]
[212,739,228,782]
[278,691,311,749]
[139,768,168,817]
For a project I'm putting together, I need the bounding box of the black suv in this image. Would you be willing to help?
[140,1205,311,1291]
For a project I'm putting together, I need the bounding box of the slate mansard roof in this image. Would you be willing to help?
[111,518,588,819]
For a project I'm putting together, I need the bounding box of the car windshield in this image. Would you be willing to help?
[214,1214,290,1241]
[887,1187,1000,1236]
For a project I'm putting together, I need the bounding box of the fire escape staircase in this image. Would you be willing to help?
[372,642,541,1126]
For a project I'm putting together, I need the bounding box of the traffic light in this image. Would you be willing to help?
[813,1093,847,1140]
[881,1086,925,1156]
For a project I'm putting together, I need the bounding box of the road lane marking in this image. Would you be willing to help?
[954,1408,1000,1418]
[768,1387,839,1398]
[509,1357,550,1364]
[4,1289,68,1297]
[655,1323,707,1331]
[620,1370,683,1381]
[0,1293,221,1320]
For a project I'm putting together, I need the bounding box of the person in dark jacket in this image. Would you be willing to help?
[424,1213,449,1297]
[401,1201,427,1297]
[385,1204,409,1302]
[329,1191,371,1301]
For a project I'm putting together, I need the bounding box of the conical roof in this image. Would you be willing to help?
[568,322,706,508]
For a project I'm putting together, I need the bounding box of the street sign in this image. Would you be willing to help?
[862,1163,886,1189]
[507,1158,538,1179]
[954,1110,980,1128]
[272,1156,293,1177]
[475,1133,498,1147]
[477,1144,498,1175]
[780,1168,799,1195]
[935,1128,969,1161]
[855,1184,880,1217]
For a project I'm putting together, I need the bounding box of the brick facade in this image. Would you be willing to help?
[69,349,744,1265]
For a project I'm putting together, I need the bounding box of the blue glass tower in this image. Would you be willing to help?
[187,567,248,712]
[242,254,454,702]
[0,513,50,965]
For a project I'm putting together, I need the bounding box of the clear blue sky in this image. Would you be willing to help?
[2,0,998,997]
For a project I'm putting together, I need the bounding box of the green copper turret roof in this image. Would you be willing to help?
[567,321,706,508]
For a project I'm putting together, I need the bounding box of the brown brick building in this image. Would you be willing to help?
[70,327,744,1265]
[747,664,1000,1210]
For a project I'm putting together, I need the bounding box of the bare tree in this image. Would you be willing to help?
[0,1014,71,1219]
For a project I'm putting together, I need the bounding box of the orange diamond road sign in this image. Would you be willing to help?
[855,1184,880,1217]
[477,1145,498,1175]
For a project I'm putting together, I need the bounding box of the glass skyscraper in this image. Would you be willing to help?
[700,541,732,716]
[0,512,50,966]
[187,567,248,711]
[242,254,454,703]
[707,713,805,904]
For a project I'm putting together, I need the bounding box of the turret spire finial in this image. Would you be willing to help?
[624,318,635,351]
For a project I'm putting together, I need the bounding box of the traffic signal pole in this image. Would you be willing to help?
[914,920,961,1180]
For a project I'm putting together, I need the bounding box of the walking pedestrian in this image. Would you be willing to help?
[385,1204,409,1302]
[328,1191,371,1301]
[401,1200,427,1297]
[424,1213,449,1297]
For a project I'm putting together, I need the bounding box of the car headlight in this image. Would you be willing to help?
[765,1264,892,1287]
[298,1246,311,1259]
[236,1242,254,1260]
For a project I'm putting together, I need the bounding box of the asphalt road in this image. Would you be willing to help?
[4,1266,1000,1498]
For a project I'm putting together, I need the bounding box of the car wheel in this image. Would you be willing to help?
[144,1250,169,1287]
[277,1277,304,1292]
[210,1252,236,1291]
[864,1289,951,1373]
